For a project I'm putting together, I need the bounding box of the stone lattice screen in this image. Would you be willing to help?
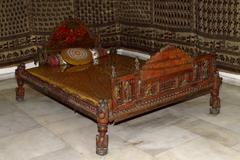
[0,0,240,72]
[119,0,240,72]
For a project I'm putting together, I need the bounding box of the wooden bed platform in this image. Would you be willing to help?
[15,46,222,155]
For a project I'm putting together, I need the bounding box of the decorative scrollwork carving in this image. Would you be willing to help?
[124,81,132,102]
[145,83,152,97]
[114,84,121,100]
[202,60,208,79]
[194,64,199,80]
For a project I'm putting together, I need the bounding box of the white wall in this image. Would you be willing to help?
[0,62,38,81]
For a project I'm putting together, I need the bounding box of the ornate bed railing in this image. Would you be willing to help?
[110,47,221,122]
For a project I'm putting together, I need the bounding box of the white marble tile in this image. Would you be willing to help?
[0,78,16,90]
[175,119,240,147]
[104,146,156,160]
[61,125,138,160]
[0,96,18,116]
[0,111,39,138]
[117,109,186,131]
[115,125,199,156]
[170,99,210,116]
[220,83,240,106]
[0,127,66,160]
[44,114,95,135]
[155,137,240,160]
[194,103,240,129]
[33,108,76,125]
[171,97,240,130]
[232,143,240,152]
[1,86,43,103]
[16,96,69,118]
[30,148,85,160]
[224,121,240,135]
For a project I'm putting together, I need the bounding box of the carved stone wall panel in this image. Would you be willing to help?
[195,0,240,71]
[153,0,195,31]
[0,0,33,65]
[196,0,240,38]
[119,0,153,25]
[120,24,155,52]
[77,0,120,48]
[96,24,121,47]
[78,0,117,25]
[30,0,76,44]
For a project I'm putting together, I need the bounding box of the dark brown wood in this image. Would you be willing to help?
[96,99,109,156]
[110,47,221,123]
[15,63,26,101]
[15,46,222,155]
[210,72,222,114]
[19,69,98,120]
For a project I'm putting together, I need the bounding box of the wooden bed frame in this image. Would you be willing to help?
[15,47,222,156]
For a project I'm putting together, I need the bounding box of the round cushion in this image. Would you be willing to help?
[61,48,93,65]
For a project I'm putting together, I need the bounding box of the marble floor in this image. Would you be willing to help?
[0,78,240,160]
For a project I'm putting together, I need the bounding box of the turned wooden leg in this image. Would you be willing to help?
[96,99,109,156]
[210,72,222,114]
[15,63,26,102]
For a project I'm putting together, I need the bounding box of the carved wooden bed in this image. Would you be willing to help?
[15,46,222,155]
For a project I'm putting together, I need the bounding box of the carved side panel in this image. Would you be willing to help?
[112,74,138,108]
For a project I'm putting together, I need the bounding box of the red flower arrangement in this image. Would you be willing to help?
[48,19,96,50]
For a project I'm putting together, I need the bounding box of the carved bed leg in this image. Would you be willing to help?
[210,72,222,114]
[15,63,26,102]
[96,100,108,156]
[96,99,109,156]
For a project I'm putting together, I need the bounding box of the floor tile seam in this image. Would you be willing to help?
[42,113,96,133]
[176,119,240,148]
[28,146,85,160]
[194,116,240,131]
[45,122,96,141]
[199,136,240,154]
[153,136,203,158]
[16,103,70,120]
[0,104,22,118]
[0,108,42,139]
[33,109,83,124]
[38,125,73,148]
[133,135,200,158]
[110,130,177,160]
[0,125,43,142]
[155,136,240,159]
[221,100,240,107]
[191,116,240,139]
[121,113,188,133]
[35,112,79,126]
[8,108,43,126]
[108,131,155,157]
[50,125,110,159]
[141,117,189,134]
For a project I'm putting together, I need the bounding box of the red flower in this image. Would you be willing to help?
[48,19,95,50]
[75,25,88,37]
[65,31,77,44]
[54,25,70,40]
